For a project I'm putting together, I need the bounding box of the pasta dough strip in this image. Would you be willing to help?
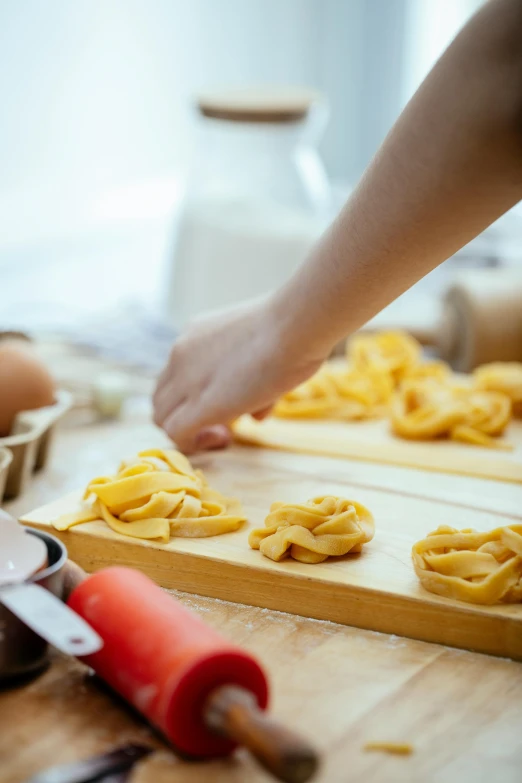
[53,449,246,542]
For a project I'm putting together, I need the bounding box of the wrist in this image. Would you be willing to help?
[265,283,334,367]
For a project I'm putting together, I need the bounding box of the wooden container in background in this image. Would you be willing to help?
[438,269,522,371]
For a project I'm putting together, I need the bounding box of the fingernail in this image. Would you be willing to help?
[195,428,230,451]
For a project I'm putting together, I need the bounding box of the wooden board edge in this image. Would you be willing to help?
[24,519,522,663]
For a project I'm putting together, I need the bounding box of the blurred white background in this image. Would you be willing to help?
[0,0,481,246]
[4,0,518,342]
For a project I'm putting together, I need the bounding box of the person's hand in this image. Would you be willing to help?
[153,298,326,453]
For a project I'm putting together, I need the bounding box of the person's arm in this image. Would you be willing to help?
[154,0,522,452]
[273,0,522,358]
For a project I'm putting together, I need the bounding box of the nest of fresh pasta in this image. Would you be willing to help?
[272,330,521,449]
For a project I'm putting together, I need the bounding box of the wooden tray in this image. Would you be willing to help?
[233,415,522,484]
[0,390,73,500]
[21,447,522,661]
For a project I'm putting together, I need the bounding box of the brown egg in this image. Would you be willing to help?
[0,342,56,437]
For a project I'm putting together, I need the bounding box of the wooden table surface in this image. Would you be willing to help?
[1,401,522,783]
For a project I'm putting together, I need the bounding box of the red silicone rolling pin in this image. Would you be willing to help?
[64,564,319,783]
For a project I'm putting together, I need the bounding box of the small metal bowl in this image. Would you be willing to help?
[0,528,67,683]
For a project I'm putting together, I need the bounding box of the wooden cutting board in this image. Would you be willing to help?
[21,447,522,661]
[233,415,522,483]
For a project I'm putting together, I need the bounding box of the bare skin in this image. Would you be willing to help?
[154,0,522,453]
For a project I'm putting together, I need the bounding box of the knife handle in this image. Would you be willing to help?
[26,744,153,783]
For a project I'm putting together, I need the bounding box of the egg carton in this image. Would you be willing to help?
[0,390,73,501]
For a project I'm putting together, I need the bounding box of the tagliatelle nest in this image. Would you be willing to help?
[249,495,375,564]
[52,449,246,542]
[272,365,393,421]
[473,362,522,417]
[271,331,515,448]
[390,378,512,449]
[348,330,421,383]
[273,332,451,424]
[412,524,522,605]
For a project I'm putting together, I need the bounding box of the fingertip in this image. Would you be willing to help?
[252,405,273,421]
[195,425,231,451]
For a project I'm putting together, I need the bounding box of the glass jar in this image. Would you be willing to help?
[165,88,332,328]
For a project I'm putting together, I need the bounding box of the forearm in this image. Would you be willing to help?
[273,0,522,359]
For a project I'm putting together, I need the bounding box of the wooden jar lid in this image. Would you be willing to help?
[0,331,31,344]
[196,87,322,124]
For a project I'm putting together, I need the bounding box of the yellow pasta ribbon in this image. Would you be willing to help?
[270,331,515,449]
[273,365,393,421]
[53,448,246,542]
[249,496,374,564]
[390,379,465,440]
[364,742,413,756]
[402,359,451,383]
[273,332,448,423]
[391,379,512,449]
[348,330,421,383]
[412,524,522,604]
[474,362,522,417]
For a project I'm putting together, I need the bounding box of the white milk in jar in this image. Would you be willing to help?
[168,198,326,325]
[164,88,331,328]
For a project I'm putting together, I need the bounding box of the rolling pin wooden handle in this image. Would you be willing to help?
[204,685,319,783]
[61,560,88,603]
